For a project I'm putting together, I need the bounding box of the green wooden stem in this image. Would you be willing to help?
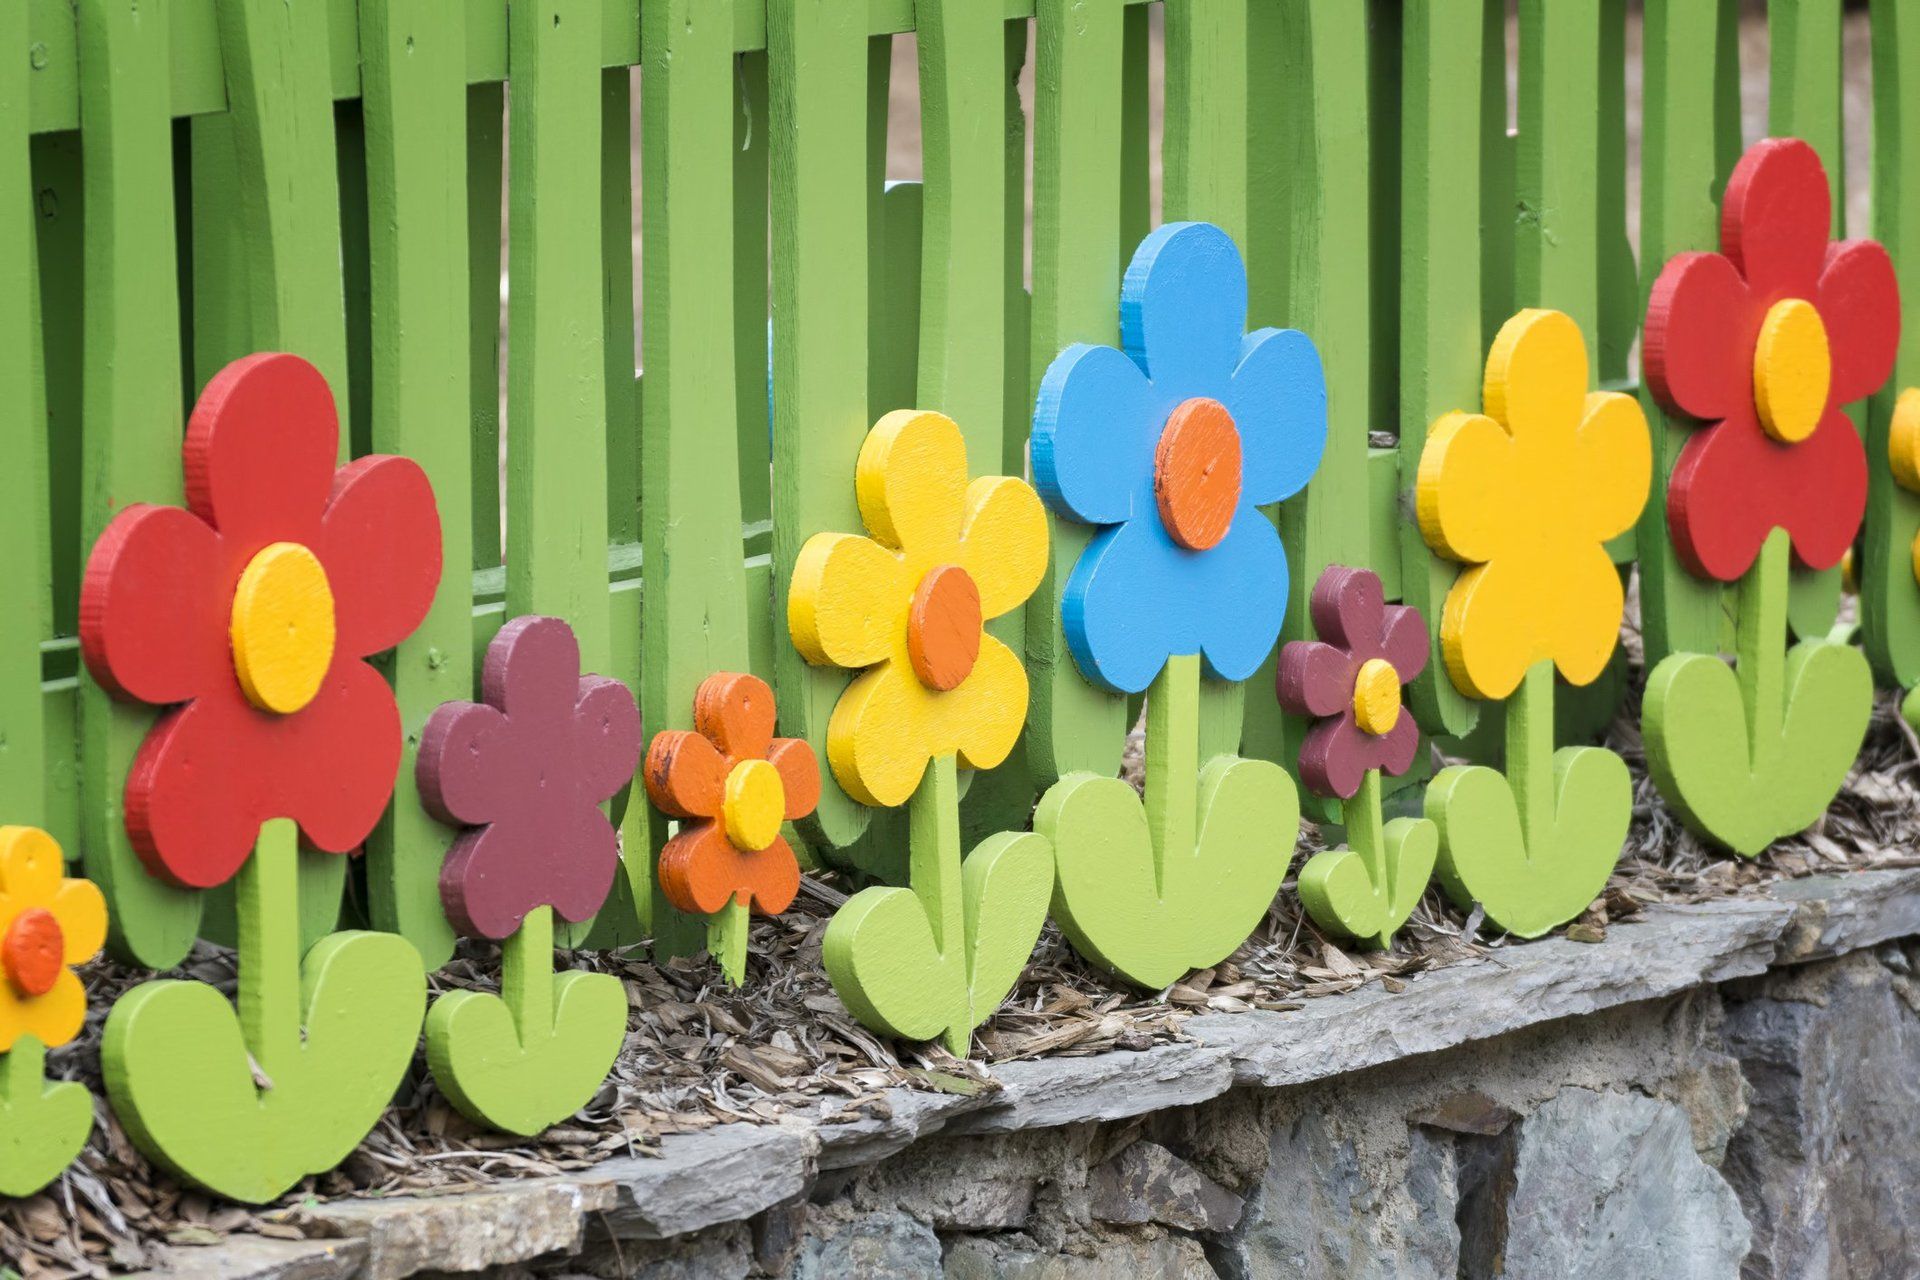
[0,1035,46,1100]
[504,906,554,1045]
[1146,655,1203,902]
[1507,661,1557,856]
[237,819,302,1080]
[910,753,966,1056]
[709,897,750,988]
[1342,768,1388,945]
[1740,529,1792,763]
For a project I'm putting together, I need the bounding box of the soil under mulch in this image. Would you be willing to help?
[8,670,1920,1277]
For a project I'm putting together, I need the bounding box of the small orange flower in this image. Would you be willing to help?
[0,827,106,1053]
[644,674,821,916]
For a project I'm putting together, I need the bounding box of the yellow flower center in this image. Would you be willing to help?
[1352,658,1402,736]
[722,758,786,852]
[230,542,336,714]
[1753,298,1831,444]
[3,907,63,998]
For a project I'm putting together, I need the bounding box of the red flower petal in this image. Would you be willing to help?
[1297,713,1366,800]
[321,454,442,659]
[1669,404,1867,581]
[1276,640,1354,720]
[1723,138,1831,299]
[124,701,264,889]
[416,699,513,828]
[78,504,226,705]
[1644,251,1757,423]
[1308,565,1384,651]
[573,675,644,805]
[1377,602,1431,684]
[184,354,337,544]
[270,660,406,855]
[438,810,618,939]
[1819,239,1902,407]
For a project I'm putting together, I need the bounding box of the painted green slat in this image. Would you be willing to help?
[871,180,925,423]
[75,0,200,965]
[359,0,473,971]
[33,133,82,645]
[1515,0,1600,342]
[1026,0,1128,789]
[1001,20,1030,478]
[1638,0,1730,665]
[1595,0,1635,388]
[1769,0,1847,642]
[1266,2,1373,772]
[505,0,613,945]
[467,83,504,573]
[1366,0,1400,441]
[1118,4,1151,257]
[1397,0,1482,741]
[0,3,49,831]
[635,0,744,959]
[734,51,772,530]
[1478,0,1513,350]
[1860,0,1920,686]
[603,67,639,547]
[769,0,873,852]
[189,114,250,390]
[336,103,373,457]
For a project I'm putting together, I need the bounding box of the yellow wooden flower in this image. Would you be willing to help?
[789,409,1049,808]
[1415,309,1651,701]
[0,827,107,1053]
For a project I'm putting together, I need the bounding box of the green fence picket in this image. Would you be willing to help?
[769,0,874,853]
[1516,0,1600,343]
[504,0,614,947]
[734,52,772,532]
[1596,0,1635,388]
[468,84,505,574]
[75,0,200,966]
[358,0,473,970]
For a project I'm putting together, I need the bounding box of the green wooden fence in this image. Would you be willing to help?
[3,0,1908,971]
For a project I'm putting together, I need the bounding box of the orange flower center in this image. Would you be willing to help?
[722,758,786,852]
[230,542,336,714]
[907,564,983,691]
[1154,397,1243,551]
[3,907,63,998]
[1753,298,1831,445]
[1352,658,1402,736]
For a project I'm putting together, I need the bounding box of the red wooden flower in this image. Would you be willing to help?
[1645,137,1901,582]
[417,616,641,940]
[78,353,441,889]
[1276,566,1428,800]
[643,674,820,916]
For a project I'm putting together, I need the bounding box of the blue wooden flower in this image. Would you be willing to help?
[1031,221,1327,693]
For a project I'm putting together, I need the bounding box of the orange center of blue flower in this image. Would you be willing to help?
[1154,398,1242,551]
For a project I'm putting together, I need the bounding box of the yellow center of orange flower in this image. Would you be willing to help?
[1352,658,1402,736]
[722,758,786,852]
[3,907,63,998]
[906,565,983,692]
[1753,298,1831,445]
[230,542,336,714]
[1154,397,1243,551]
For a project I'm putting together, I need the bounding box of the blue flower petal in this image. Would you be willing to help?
[1121,222,1247,393]
[1227,327,1327,506]
[1062,508,1289,694]
[1032,342,1156,526]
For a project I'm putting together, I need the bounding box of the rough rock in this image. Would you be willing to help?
[1189,899,1792,1088]
[946,1044,1235,1134]
[132,1237,366,1280]
[788,1209,942,1279]
[1089,1139,1242,1232]
[572,1222,752,1278]
[1723,947,1920,1278]
[1491,1087,1749,1279]
[1769,868,1920,963]
[944,1232,1220,1279]
[592,1122,819,1239]
[285,1178,612,1280]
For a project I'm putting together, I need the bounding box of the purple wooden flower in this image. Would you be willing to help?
[1276,566,1428,800]
[417,616,641,939]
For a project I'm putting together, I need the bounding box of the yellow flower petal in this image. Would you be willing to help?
[0,967,86,1053]
[949,634,1030,773]
[855,409,969,560]
[788,532,911,669]
[1543,543,1628,688]
[0,826,63,909]
[1484,308,1587,438]
[50,877,107,967]
[1575,390,1653,546]
[958,476,1049,620]
[1416,411,1512,566]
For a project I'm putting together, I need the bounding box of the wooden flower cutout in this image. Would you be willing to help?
[1276,567,1429,799]
[78,352,442,888]
[788,409,1048,808]
[418,616,642,939]
[1416,309,1651,701]
[1888,388,1920,586]
[644,673,821,916]
[0,827,105,1054]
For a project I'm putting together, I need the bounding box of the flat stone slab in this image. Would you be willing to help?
[135,868,1920,1279]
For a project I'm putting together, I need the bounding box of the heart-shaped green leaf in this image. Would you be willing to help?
[1645,640,1871,857]
[0,1039,92,1197]
[101,931,425,1204]
[425,971,627,1137]
[1297,815,1439,950]
[1426,747,1629,939]
[1041,756,1299,990]
[823,831,1052,1056]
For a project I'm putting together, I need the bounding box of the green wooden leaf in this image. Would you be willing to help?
[0,1038,92,1198]
[1297,771,1438,951]
[1426,662,1628,939]
[101,822,425,1205]
[1039,656,1299,990]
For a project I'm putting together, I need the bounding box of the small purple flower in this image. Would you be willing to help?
[417,616,641,939]
[1276,567,1428,800]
